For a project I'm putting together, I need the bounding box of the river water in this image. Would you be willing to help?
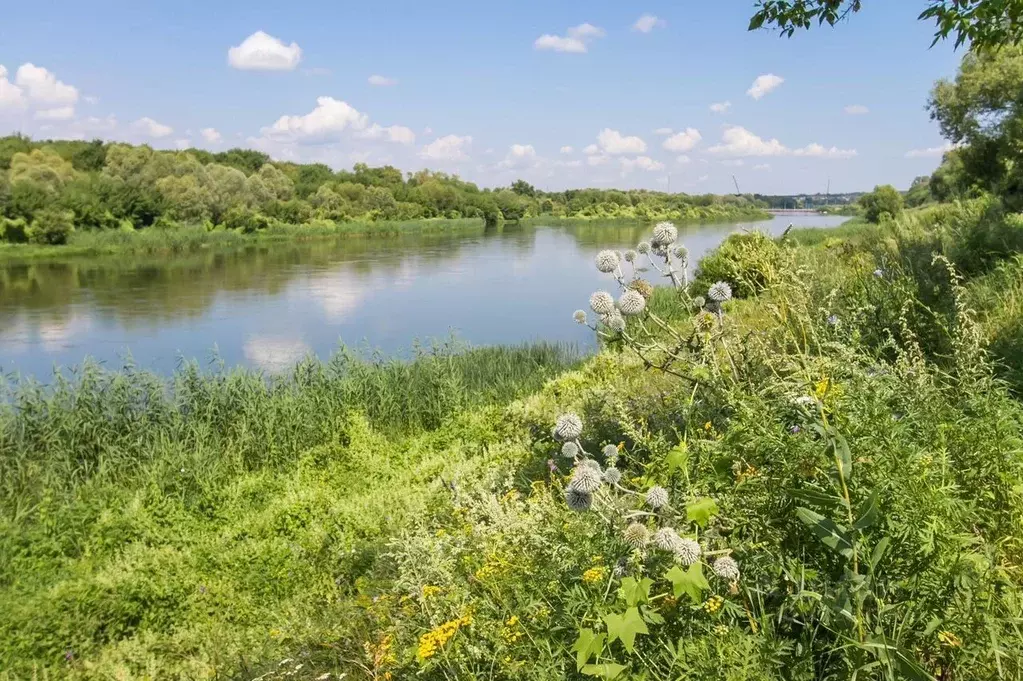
[0,214,848,377]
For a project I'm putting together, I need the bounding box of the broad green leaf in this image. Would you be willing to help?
[572,628,606,672]
[852,490,880,531]
[619,576,653,607]
[827,434,853,481]
[796,507,854,558]
[604,607,649,653]
[581,663,627,679]
[788,487,844,510]
[686,497,719,527]
[869,536,891,570]
[665,562,710,604]
[640,605,665,625]
[666,442,688,476]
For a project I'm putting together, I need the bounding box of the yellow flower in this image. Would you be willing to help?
[421,585,443,599]
[704,421,713,431]
[582,566,607,584]
[701,595,724,614]
[501,488,521,503]
[938,630,962,648]
[500,615,524,644]
[417,614,473,661]
[713,624,729,636]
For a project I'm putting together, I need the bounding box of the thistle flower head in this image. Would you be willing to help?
[573,310,587,324]
[695,311,716,331]
[595,249,621,273]
[623,522,649,548]
[581,458,602,472]
[589,291,616,316]
[605,314,626,334]
[652,221,679,246]
[708,281,733,303]
[637,241,652,254]
[628,279,654,300]
[624,249,638,263]
[561,441,579,458]
[692,295,706,309]
[674,538,702,566]
[652,527,683,552]
[602,444,619,459]
[570,464,603,493]
[645,486,669,509]
[554,412,583,441]
[618,290,646,317]
[671,245,689,261]
[712,556,740,581]
[565,488,593,512]
[603,467,622,485]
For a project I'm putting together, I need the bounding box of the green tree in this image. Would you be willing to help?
[511,179,536,197]
[28,207,75,245]
[904,176,932,207]
[859,184,904,223]
[9,149,76,192]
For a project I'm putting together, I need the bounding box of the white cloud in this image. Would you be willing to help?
[709,125,856,159]
[583,144,600,155]
[654,127,673,135]
[620,156,664,172]
[419,134,472,161]
[263,97,369,141]
[243,336,312,372]
[360,123,416,144]
[174,138,191,150]
[133,116,173,138]
[792,143,857,158]
[15,63,79,104]
[905,142,955,158]
[676,155,691,164]
[662,127,702,152]
[534,23,605,53]
[597,128,647,154]
[201,127,222,143]
[560,159,583,168]
[498,143,538,169]
[228,31,302,71]
[746,73,784,100]
[753,163,771,170]
[844,104,869,115]
[632,14,666,32]
[0,65,25,109]
[368,74,397,86]
[560,145,574,154]
[709,101,731,113]
[721,159,744,167]
[587,154,610,166]
[34,106,74,121]
[698,175,709,182]
[83,95,99,104]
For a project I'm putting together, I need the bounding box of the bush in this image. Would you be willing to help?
[0,216,29,243]
[28,207,74,244]
[692,230,782,298]
[221,206,272,233]
[860,184,904,223]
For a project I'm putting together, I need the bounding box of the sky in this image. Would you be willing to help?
[0,1,964,194]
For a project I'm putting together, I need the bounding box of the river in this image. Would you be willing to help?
[0,214,848,377]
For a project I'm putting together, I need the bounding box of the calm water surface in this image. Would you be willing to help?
[0,215,848,377]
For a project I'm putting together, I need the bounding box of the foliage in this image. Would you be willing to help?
[28,207,75,245]
[693,230,783,298]
[859,184,905,223]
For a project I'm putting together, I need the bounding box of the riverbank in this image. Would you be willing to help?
[3,203,1021,679]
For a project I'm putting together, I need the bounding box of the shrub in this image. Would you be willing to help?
[860,184,905,223]
[0,216,29,243]
[692,230,782,298]
[27,207,74,244]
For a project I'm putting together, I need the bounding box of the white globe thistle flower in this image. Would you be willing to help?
[595,249,621,273]
[565,488,593,512]
[674,538,702,566]
[570,465,603,493]
[603,467,622,485]
[637,241,652,254]
[652,527,683,552]
[623,522,649,548]
[602,444,619,458]
[573,310,587,324]
[652,221,678,246]
[618,290,646,317]
[605,314,627,334]
[624,249,638,263]
[712,556,740,581]
[708,281,733,303]
[561,441,579,458]
[554,413,583,441]
[590,291,616,316]
[671,245,689,261]
[692,295,706,309]
[581,458,602,472]
[645,486,669,509]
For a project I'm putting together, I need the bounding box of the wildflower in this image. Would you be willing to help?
[589,291,616,316]
[712,556,740,581]
[565,488,593,512]
[582,566,606,584]
[569,465,603,493]
[561,441,579,458]
[713,624,729,636]
[652,221,679,245]
[613,557,629,576]
[603,467,622,485]
[695,311,715,331]
[422,585,443,599]
[873,268,884,278]
[417,614,473,660]
[595,249,621,273]
[628,279,654,299]
[938,630,962,648]
[554,413,583,441]
[671,245,689,261]
[708,281,733,303]
[645,486,669,509]
[789,424,801,434]
[827,314,839,326]
[605,313,627,334]
[702,595,724,614]
[618,290,646,316]
[637,240,651,254]
[623,522,649,547]
[624,249,638,263]
[792,395,816,408]
[581,457,602,471]
[573,310,587,324]
[692,295,706,309]
[652,527,683,552]
[602,443,619,459]
[674,538,701,566]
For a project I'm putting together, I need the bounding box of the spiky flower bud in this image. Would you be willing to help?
[623,522,649,548]
[604,313,626,334]
[570,465,603,493]
[712,556,740,581]
[573,310,587,324]
[595,250,621,273]
[674,538,702,566]
[695,311,715,331]
[581,458,602,472]
[637,241,651,254]
[628,279,654,299]
[652,527,683,552]
[554,413,583,441]
[565,488,593,512]
[692,296,706,309]
[603,467,622,485]
[645,486,669,509]
[624,249,638,263]
[652,221,678,246]
[671,245,689,260]
[561,441,579,458]
[590,291,616,316]
[708,281,733,303]
[618,290,646,317]
[602,444,619,459]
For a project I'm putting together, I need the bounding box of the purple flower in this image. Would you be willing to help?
[547,458,559,474]
[827,314,839,326]
[789,425,801,434]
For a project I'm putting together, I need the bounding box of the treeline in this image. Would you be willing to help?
[0,135,765,245]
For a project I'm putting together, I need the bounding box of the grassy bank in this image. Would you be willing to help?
[3,204,1023,680]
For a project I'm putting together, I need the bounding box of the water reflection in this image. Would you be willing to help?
[0,215,848,377]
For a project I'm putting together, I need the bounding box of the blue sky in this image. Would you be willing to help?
[0,1,962,194]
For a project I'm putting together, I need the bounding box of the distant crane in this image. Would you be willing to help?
[732,175,741,196]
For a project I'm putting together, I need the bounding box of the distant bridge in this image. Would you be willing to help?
[767,208,831,215]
